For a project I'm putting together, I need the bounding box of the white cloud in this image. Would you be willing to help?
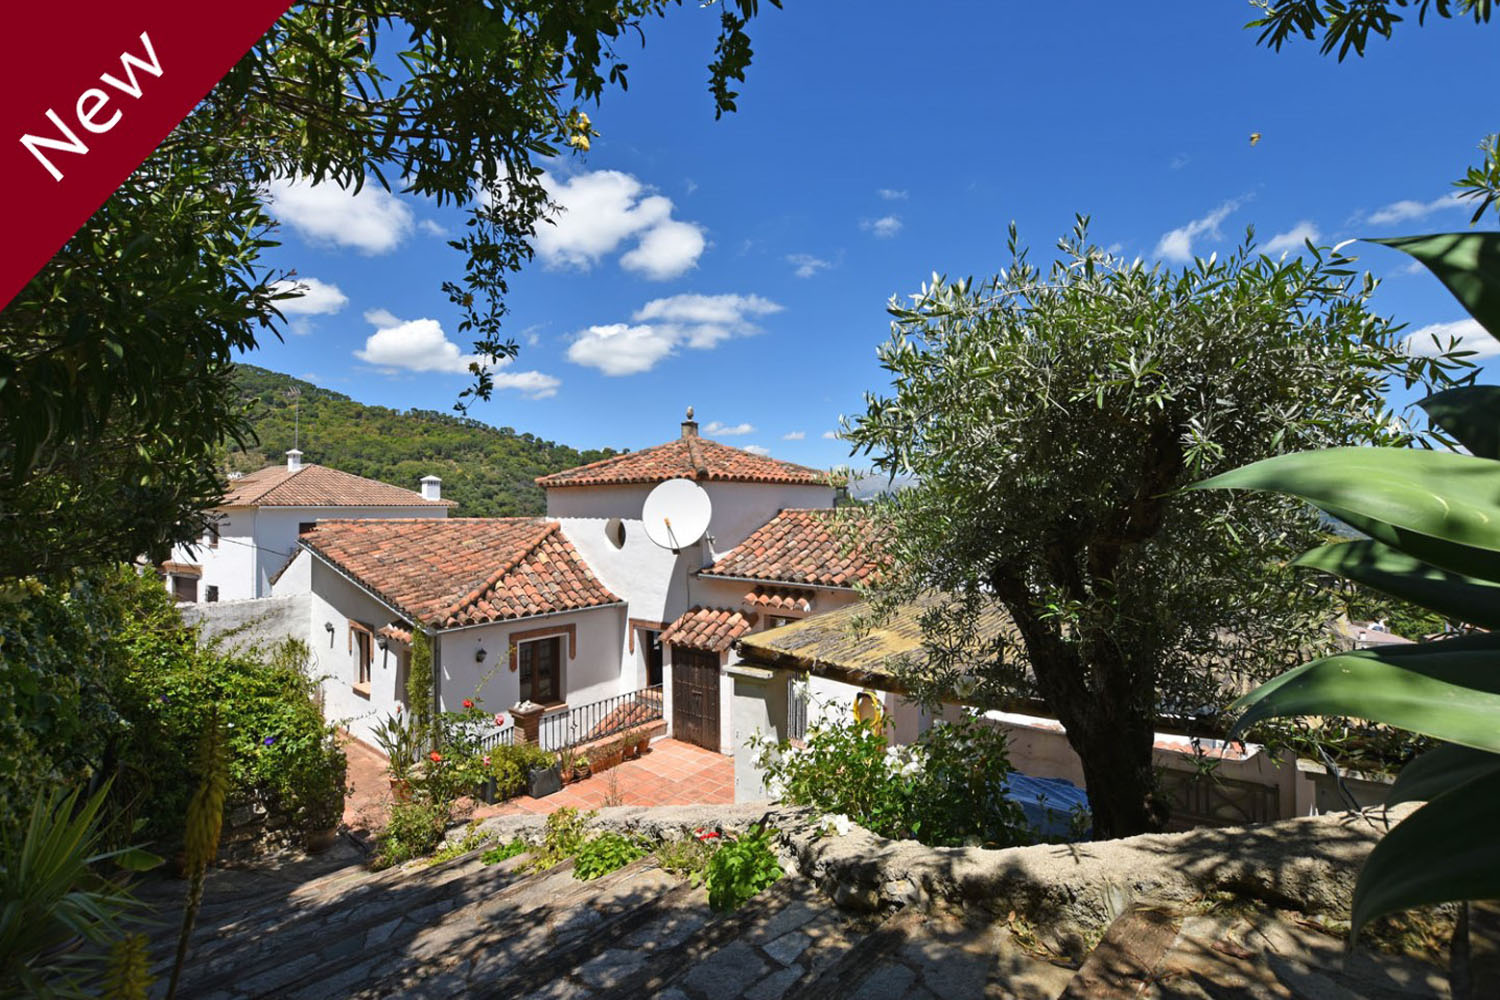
[1402,319,1500,360]
[536,169,706,279]
[272,277,349,333]
[782,431,805,441]
[1170,154,1189,170]
[1155,198,1243,263]
[1367,193,1466,226]
[418,219,448,237]
[877,188,908,200]
[704,421,755,436]
[862,215,903,239]
[566,323,677,376]
[566,293,783,375]
[633,293,782,349]
[265,177,414,254]
[787,253,831,279]
[1262,221,1321,255]
[743,445,772,456]
[822,430,840,440]
[356,311,559,396]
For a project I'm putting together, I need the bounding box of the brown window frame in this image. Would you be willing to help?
[349,620,374,695]
[517,635,564,707]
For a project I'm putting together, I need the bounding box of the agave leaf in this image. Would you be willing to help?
[1231,635,1500,752]
[1369,233,1500,341]
[1419,385,1500,460]
[1388,742,1500,806]
[1195,448,1500,581]
[1351,766,1500,935]
[1293,538,1500,628]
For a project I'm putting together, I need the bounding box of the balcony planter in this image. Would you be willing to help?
[480,776,498,805]
[527,763,562,799]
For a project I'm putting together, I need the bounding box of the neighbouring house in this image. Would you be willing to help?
[734,598,1396,823]
[272,517,623,745]
[162,449,451,603]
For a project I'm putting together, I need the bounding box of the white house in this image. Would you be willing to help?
[162,449,450,603]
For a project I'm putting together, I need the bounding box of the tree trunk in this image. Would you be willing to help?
[1069,717,1166,839]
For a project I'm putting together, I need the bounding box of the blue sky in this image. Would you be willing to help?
[250,1,1496,468]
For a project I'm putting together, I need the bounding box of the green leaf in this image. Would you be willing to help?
[1194,447,1500,581]
[1351,766,1500,935]
[1368,233,1500,341]
[111,847,165,872]
[1388,743,1500,806]
[1231,635,1500,752]
[1419,385,1500,460]
[1293,538,1500,628]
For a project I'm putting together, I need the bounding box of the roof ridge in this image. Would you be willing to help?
[533,442,666,484]
[435,520,557,625]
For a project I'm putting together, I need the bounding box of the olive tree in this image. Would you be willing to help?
[844,220,1465,838]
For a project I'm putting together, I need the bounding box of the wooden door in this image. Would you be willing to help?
[672,647,720,751]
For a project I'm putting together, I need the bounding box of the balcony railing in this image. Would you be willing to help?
[536,684,663,752]
[477,723,515,753]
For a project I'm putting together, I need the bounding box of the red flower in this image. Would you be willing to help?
[462,699,474,709]
[494,713,506,727]
[429,751,443,763]
[695,829,720,841]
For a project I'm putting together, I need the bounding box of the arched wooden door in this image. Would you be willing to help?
[671,647,720,751]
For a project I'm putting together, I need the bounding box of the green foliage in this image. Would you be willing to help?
[371,713,420,782]
[653,835,718,884]
[407,630,434,733]
[373,799,449,870]
[486,744,558,802]
[525,807,593,871]
[844,222,1460,837]
[572,831,648,881]
[704,826,782,912]
[1248,0,1491,62]
[757,712,1027,847]
[428,823,489,865]
[481,839,530,865]
[0,569,345,848]
[0,785,154,999]
[230,366,621,517]
[1201,232,1500,936]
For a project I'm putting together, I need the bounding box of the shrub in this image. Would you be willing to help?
[525,807,592,871]
[481,839,529,865]
[572,832,647,881]
[704,826,782,911]
[485,743,556,801]
[654,832,718,885]
[757,712,1027,848]
[374,800,448,870]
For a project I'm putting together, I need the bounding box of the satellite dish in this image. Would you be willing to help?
[642,478,712,552]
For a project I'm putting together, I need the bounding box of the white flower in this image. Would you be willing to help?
[825,813,854,836]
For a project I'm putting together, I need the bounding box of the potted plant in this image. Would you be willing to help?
[371,713,418,802]
[630,727,651,757]
[527,759,562,798]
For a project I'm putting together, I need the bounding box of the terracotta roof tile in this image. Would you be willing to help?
[300,518,620,629]
[742,586,815,613]
[376,623,413,644]
[660,606,755,653]
[536,436,830,488]
[701,509,884,588]
[220,464,453,508]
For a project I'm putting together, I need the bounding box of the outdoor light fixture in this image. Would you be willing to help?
[323,621,334,635]
[377,636,389,652]
[475,646,488,663]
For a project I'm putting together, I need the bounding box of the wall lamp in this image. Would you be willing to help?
[323,621,334,635]
[474,646,488,663]
[377,636,389,652]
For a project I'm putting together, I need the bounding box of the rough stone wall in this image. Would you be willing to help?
[181,594,310,655]
[471,801,1414,935]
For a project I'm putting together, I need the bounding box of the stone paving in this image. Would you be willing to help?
[474,738,734,817]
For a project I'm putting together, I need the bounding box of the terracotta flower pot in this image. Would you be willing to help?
[389,777,412,803]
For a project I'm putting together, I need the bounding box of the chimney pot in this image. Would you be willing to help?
[681,406,698,438]
[420,475,442,502]
[286,449,303,472]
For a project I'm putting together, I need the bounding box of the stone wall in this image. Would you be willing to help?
[218,790,301,861]
[181,593,310,654]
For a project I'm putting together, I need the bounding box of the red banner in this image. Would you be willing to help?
[0,2,293,311]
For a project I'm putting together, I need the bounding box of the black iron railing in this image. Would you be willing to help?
[478,724,515,753]
[536,684,663,752]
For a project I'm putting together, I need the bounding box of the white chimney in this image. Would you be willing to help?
[286,449,303,472]
[420,475,442,501]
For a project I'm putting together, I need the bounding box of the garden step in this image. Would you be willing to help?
[347,855,694,998]
[595,873,886,1000]
[797,905,1077,1000]
[160,849,533,998]
[161,841,500,973]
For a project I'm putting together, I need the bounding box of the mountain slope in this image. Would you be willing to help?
[229,366,620,516]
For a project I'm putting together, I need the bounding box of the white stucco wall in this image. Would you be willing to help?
[303,557,409,745]
[168,503,447,605]
[435,605,627,724]
[544,481,835,556]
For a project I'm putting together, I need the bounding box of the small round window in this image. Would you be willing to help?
[604,517,626,549]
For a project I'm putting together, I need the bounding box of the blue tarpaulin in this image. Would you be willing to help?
[1002,773,1090,839]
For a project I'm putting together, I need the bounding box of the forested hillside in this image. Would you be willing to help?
[229,366,620,516]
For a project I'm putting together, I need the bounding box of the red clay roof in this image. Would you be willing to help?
[300,518,620,629]
[219,464,453,508]
[535,436,830,489]
[742,586,815,613]
[700,509,884,588]
[660,606,755,653]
